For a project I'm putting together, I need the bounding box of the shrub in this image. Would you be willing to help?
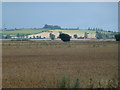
[59,33,71,42]
[84,32,88,39]
[33,36,36,39]
[5,34,11,39]
[115,33,120,41]
[57,76,69,88]
[71,78,81,88]
[49,33,55,40]
[57,76,81,88]
[74,34,78,38]
[36,36,39,39]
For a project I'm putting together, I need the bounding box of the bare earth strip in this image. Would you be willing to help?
[27,32,96,39]
[2,40,118,88]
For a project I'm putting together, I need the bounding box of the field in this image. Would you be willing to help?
[2,29,49,37]
[2,29,113,38]
[50,29,96,34]
[49,30,96,38]
[2,29,95,34]
[2,40,118,88]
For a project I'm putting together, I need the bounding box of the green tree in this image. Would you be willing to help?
[96,31,103,39]
[5,34,11,39]
[88,27,91,30]
[74,34,78,38]
[21,34,25,38]
[84,32,88,39]
[59,33,71,42]
[43,24,61,30]
[49,33,55,40]
[115,33,120,41]
[39,36,41,39]
[36,36,39,39]
[17,33,20,38]
[33,36,36,39]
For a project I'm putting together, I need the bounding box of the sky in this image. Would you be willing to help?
[2,2,118,31]
[0,2,2,29]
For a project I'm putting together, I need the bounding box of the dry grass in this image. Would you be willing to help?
[2,40,118,88]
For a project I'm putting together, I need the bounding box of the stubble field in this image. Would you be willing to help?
[2,40,118,88]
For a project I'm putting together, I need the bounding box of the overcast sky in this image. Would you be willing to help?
[2,2,118,31]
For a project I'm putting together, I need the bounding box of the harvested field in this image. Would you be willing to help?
[27,30,96,39]
[2,40,118,88]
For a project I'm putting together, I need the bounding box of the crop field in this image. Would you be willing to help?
[27,31,96,39]
[2,40,118,88]
[2,29,114,39]
[50,29,114,35]
[2,29,95,37]
[2,29,49,37]
[49,30,96,38]
[50,29,96,34]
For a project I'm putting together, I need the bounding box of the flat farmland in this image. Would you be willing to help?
[2,29,49,37]
[2,40,118,88]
